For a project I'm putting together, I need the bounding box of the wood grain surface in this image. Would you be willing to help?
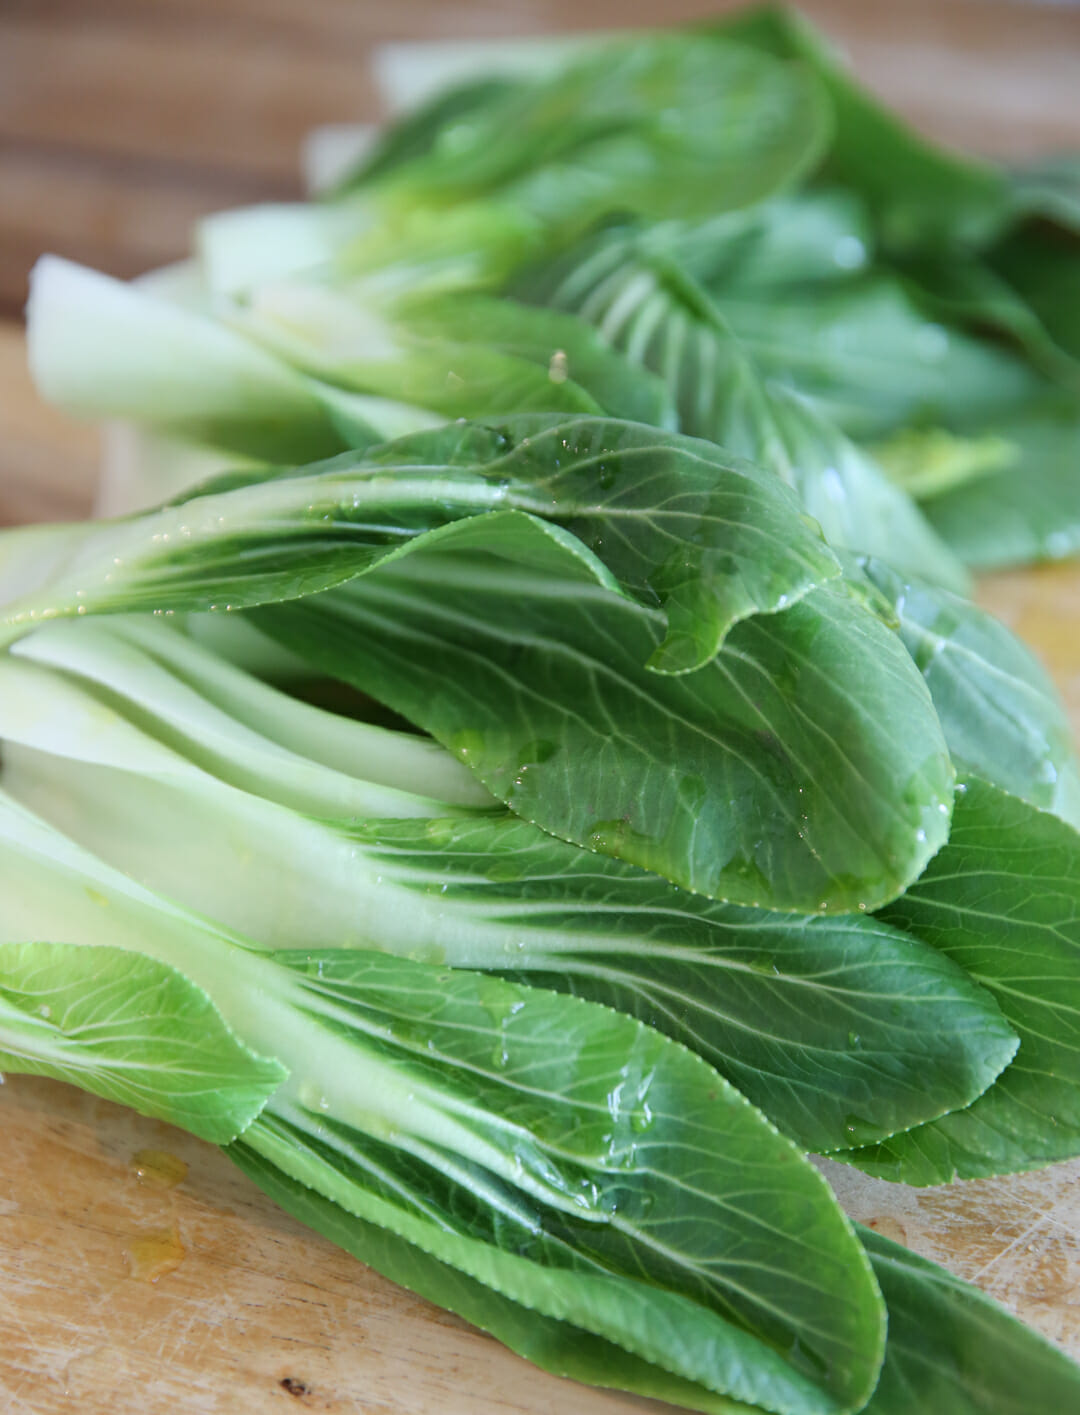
[3,2,1080,1411]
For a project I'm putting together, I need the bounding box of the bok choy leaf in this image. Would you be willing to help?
[517,227,971,594]
[854,558,1080,828]
[0,415,955,912]
[0,790,888,1415]
[253,526,953,913]
[840,778,1080,1182]
[0,617,1014,1155]
[858,1224,1080,1414]
[0,941,284,1144]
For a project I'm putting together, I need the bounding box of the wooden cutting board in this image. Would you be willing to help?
[4,2,1080,1407]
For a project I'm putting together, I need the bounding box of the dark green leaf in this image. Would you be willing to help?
[0,415,842,679]
[254,516,953,912]
[230,1144,764,1414]
[859,1224,1080,1414]
[839,777,1080,1182]
[237,948,888,1415]
[899,253,1080,390]
[523,232,970,590]
[1009,154,1080,234]
[858,558,1080,826]
[716,5,1011,254]
[352,814,1015,1153]
[991,227,1080,369]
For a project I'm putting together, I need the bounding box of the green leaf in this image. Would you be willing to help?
[338,76,517,192]
[230,1144,763,1415]
[233,33,829,304]
[898,254,1080,391]
[401,293,679,428]
[717,5,1011,254]
[522,232,970,592]
[0,790,887,1414]
[763,393,970,596]
[0,616,493,819]
[0,415,840,680]
[839,777,1080,1183]
[237,949,888,1415]
[991,227,1080,371]
[857,558,1080,827]
[0,410,952,910]
[650,190,875,294]
[369,35,832,240]
[254,515,953,912]
[338,816,1016,1154]
[0,622,1011,1153]
[712,276,1039,443]
[867,425,1018,502]
[1008,155,1080,235]
[859,1224,1080,1414]
[0,939,285,1144]
[221,281,604,422]
[922,406,1080,570]
[229,1163,1080,1414]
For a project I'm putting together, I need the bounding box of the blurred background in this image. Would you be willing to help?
[1,0,1079,523]
[3,0,1080,322]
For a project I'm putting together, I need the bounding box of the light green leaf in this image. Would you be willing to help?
[338,76,518,192]
[368,35,832,240]
[219,281,676,429]
[0,621,491,819]
[647,190,874,294]
[0,941,284,1144]
[868,425,1018,502]
[712,278,1040,442]
[27,256,352,463]
[400,293,678,428]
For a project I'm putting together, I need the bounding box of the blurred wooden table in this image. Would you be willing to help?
[3,3,1080,1412]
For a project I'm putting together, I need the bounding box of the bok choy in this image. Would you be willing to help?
[8,5,1080,1411]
